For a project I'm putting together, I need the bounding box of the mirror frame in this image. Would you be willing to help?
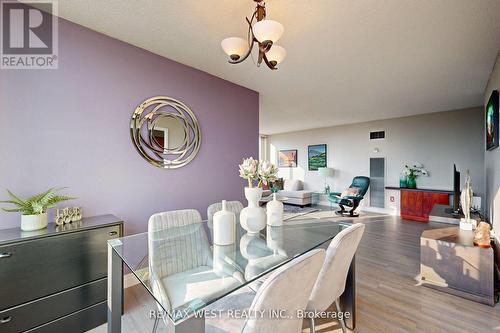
[130,96,201,169]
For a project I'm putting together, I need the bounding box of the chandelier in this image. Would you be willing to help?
[221,0,286,70]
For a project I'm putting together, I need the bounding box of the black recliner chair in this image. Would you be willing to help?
[327,176,371,217]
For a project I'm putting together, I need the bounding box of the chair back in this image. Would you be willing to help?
[242,249,325,333]
[148,209,209,278]
[350,176,370,198]
[307,223,365,312]
[207,201,244,224]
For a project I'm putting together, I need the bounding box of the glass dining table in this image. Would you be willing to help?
[107,218,356,333]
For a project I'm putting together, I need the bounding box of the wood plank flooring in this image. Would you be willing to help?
[90,215,500,332]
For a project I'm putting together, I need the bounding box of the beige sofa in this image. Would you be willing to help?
[262,179,313,207]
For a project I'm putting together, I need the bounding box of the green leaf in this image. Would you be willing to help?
[2,207,22,213]
[6,189,26,206]
[47,195,76,205]
[31,202,44,214]
[0,200,23,205]
[27,187,55,205]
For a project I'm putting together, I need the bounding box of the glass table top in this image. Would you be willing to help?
[109,218,348,324]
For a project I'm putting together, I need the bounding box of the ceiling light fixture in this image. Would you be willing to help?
[221,0,286,70]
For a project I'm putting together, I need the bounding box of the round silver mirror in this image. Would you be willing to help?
[130,96,201,169]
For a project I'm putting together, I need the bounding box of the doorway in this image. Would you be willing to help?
[370,158,385,208]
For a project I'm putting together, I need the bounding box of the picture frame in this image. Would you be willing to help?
[278,149,297,167]
[486,90,499,151]
[308,144,327,171]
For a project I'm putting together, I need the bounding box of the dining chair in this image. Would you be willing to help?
[306,223,365,333]
[148,209,243,332]
[207,248,325,333]
[207,200,244,226]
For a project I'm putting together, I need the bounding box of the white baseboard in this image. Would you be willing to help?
[361,206,397,215]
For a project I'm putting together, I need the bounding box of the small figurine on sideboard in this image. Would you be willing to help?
[473,221,492,248]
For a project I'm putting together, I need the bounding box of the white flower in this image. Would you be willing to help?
[258,161,279,185]
[402,163,428,178]
[239,157,258,183]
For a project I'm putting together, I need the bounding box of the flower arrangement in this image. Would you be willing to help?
[402,163,428,188]
[239,157,279,188]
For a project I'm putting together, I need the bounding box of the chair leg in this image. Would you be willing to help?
[152,316,159,333]
[336,203,345,215]
[309,317,316,333]
[335,298,348,333]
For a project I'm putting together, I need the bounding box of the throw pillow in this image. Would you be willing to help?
[284,179,303,191]
[273,178,284,190]
[341,187,360,198]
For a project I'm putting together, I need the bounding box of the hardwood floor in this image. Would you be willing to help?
[90,215,500,332]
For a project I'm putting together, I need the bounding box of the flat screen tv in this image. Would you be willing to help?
[445,164,460,216]
[452,164,460,213]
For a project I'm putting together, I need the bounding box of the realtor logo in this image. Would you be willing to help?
[1,0,58,69]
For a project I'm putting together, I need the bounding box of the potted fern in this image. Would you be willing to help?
[0,188,75,231]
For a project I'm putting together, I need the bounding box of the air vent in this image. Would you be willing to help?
[370,131,385,140]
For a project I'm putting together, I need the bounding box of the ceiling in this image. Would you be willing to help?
[51,0,500,134]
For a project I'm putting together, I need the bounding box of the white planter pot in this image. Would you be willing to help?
[266,193,284,226]
[213,200,236,245]
[239,187,266,234]
[21,213,48,231]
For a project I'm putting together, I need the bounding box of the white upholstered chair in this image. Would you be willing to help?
[207,248,325,333]
[307,223,365,333]
[148,209,242,332]
[207,200,244,226]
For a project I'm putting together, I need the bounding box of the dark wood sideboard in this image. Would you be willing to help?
[0,215,123,332]
[386,187,452,222]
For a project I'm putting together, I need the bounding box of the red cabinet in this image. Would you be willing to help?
[400,190,449,222]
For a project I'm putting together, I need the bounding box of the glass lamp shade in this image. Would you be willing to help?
[252,20,284,44]
[221,37,249,59]
[266,45,287,66]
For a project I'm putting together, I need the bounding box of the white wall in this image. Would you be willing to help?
[484,52,500,268]
[267,108,485,208]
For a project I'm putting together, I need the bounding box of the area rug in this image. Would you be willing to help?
[283,207,390,224]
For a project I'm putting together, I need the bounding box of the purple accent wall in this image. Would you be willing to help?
[0,17,259,233]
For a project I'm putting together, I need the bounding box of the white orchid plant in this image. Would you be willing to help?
[403,163,428,180]
[239,157,279,188]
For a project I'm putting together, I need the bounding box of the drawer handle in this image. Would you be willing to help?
[108,231,118,236]
[0,252,12,259]
[0,316,11,324]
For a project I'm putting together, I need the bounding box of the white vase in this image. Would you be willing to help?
[240,187,266,234]
[213,200,236,245]
[266,193,284,226]
[21,213,48,231]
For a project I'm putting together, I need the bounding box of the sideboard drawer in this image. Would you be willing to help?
[25,301,107,333]
[0,278,106,332]
[0,225,120,310]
